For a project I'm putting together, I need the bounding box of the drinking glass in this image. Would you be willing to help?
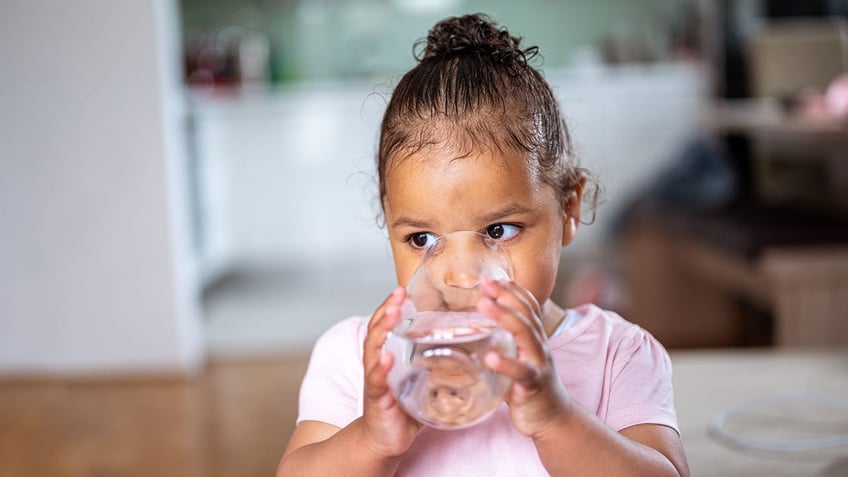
[384,231,516,430]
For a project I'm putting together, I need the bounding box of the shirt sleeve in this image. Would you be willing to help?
[605,327,679,433]
[296,317,366,428]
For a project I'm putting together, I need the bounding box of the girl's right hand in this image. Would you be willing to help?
[360,286,421,458]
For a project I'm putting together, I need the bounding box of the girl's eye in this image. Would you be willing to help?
[408,232,438,249]
[485,224,520,240]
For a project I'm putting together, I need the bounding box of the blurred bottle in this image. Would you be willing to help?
[183,26,270,92]
[238,31,270,91]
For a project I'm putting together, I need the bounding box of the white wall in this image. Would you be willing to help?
[0,0,202,374]
[190,82,392,276]
[550,63,709,252]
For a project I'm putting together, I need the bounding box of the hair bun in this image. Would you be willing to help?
[418,13,535,65]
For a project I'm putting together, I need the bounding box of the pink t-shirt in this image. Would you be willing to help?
[296,304,678,476]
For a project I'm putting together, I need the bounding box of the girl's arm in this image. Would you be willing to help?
[478,277,689,477]
[533,409,689,476]
[277,288,421,477]
[277,419,400,477]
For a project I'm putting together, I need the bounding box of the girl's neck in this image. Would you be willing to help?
[541,300,566,338]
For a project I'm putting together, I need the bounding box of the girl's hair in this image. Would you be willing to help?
[377,13,599,220]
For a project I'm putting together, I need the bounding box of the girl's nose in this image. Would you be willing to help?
[424,230,512,291]
[443,258,481,289]
[435,232,486,289]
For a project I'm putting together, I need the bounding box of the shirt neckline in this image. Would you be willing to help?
[548,304,601,349]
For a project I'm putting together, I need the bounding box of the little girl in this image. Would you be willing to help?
[279,13,689,476]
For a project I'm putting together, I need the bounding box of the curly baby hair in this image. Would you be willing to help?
[377,13,600,221]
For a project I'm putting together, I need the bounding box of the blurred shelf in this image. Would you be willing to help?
[702,98,848,143]
[621,205,848,348]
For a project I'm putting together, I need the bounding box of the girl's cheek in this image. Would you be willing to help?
[395,256,419,288]
[515,256,558,304]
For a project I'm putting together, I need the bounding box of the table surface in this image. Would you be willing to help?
[671,348,848,476]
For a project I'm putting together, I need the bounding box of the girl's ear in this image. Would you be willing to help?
[561,179,584,247]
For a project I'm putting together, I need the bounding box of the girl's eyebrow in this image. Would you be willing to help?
[391,204,532,230]
[478,204,533,224]
[390,217,432,229]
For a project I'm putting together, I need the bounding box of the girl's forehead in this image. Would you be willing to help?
[387,143,537,183]
[383,147,553,219]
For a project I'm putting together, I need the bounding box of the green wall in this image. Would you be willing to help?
[180,0,691,84]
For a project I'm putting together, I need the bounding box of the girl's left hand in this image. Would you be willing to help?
[477,275,574,438]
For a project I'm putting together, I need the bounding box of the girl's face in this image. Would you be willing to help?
[383,145,580,309]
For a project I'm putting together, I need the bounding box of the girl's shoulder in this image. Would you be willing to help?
[552,304,667,357]
[310,315,370,360]
[319,315,370,338]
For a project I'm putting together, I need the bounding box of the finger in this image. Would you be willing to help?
[479,277,546,343]
[500,279,542,316]
[367,286,406,333]
[483,351,542,389]
[365,350,395,402]
[498,280,546,337]
[363,287,406,370]
[480,276,536,321]
[477,295,546,362]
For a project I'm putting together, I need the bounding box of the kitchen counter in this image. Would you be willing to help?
[672,348,848,476]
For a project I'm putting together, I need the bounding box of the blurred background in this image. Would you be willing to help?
[1,0,847,476]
